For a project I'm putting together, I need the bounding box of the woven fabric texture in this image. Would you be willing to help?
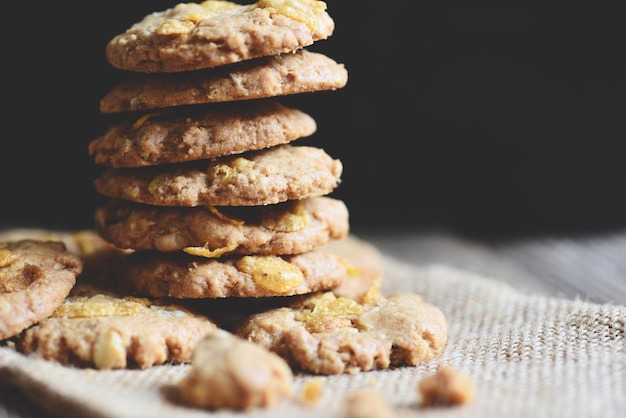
[1,258,625,418]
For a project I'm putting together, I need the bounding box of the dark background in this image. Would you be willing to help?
[2,1,625,236]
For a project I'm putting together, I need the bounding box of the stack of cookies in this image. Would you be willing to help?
[4,0,448,379]
[89,1,355,304]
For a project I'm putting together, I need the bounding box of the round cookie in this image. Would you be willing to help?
[14,284,218,369]
[0,228,110,257]
[0,228,130,288]
[100,50,348,113]
[115,250,354,298]
[95,196,349,255]
[234,291,448,375]
[94,144,343,207]
[89,100,317,168]
[0,240,83,340]
[317,235,384,302]
[106,0,335,73]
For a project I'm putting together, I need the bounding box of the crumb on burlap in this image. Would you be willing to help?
[299,377,325,405]
[341,387,396,418]
[418,365,475,407]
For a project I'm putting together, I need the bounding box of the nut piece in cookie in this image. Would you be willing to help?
[99,50,348,113]
[95,196,349,256]
[116,250,355,298]
[234,291,448,375]
[0,240,82,340]
[14,284,217,369]
[106,0,335,73]
[178,329,293,410]
[89,101,317,168]
[94,144,343,207]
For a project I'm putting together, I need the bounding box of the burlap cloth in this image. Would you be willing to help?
[1,256,625,418]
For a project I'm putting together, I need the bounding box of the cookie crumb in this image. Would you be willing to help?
[418,366,475,407]
[178,330,293,410]
[299,377,324,404]
[341,388,396,418]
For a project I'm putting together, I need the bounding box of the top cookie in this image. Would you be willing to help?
[100,50,348,113]
[106,0,335,73]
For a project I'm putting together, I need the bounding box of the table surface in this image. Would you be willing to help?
[3,227,626,417]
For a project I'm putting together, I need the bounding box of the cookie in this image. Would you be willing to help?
[177,329,293,410]
[14,283,218,369]
[94,144,343,207]
[95,196,349,256]
[106,0,335,73]
[0,240,82,340]
[318,235,384,302]
[234,291,448,374]
[115,250,354,298]
[100,50,348,113]
[89,100,317,168]
[0,228,130,288]
[0,228,112,259]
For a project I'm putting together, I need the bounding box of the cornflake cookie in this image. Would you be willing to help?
[0,240,82,340]
[178,329,293,410]
[106,0,334,73]
[0,228,129,287]
[14,284,218,369]
[94,144,343,207]
[100,50,348,113]
[89,100,317,168]
[95,196,349,255]
[319,235,384,302]
[116,250,354,298]
[234,291,448,374]
[0,229,109,258]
